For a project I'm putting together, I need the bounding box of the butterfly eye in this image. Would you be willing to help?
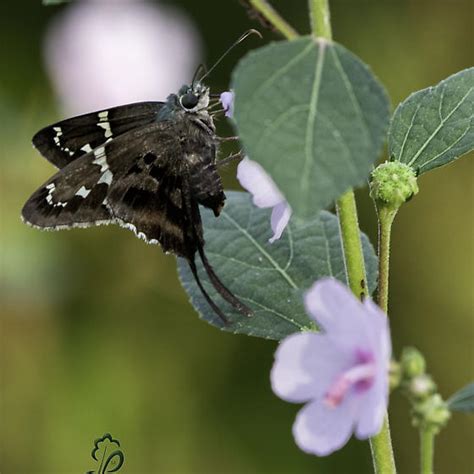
[181,93,199,109]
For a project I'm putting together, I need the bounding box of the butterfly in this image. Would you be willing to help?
[21,31,261,323]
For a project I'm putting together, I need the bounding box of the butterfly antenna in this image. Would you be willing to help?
[191,64,207,87]
[188,258,229,324]
[199,29,262,82]
[196,244,253,317]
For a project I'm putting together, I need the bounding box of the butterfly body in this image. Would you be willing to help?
[22,81,250,322]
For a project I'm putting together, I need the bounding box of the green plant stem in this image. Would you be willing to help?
[336,191,368,297]
[248,0,299,40]
[420,427,435,474]
[368,203,398,473]
[377,207,397,313]
[309,0,333,39]
[242,1,396,471]
[309,0,396,471]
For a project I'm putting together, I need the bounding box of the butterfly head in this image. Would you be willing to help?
[177,82,210,113]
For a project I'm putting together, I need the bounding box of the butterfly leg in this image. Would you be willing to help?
[217,151,244,167]
[188,258,229,324]
[217,136,239,142]
[182,177,253,319]
[196,244,253,317]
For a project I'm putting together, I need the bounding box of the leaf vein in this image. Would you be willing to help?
[221,210,298,289]
[300,41,327,212]
[407,86,473,166]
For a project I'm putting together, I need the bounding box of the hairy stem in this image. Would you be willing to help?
[420,428,435,474]
[377,207,397,312]
[368,203,398,473]
[309,0,333,39]
[248,0,299,39]
[336,191,368,298]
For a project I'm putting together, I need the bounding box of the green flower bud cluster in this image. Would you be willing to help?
[370,162,419,211]
[399,347,451,434]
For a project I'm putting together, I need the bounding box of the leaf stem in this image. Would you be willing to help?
[248,0,299,40]
[309,0,333,39]
[420,427,435,474]
[241,1,396,471]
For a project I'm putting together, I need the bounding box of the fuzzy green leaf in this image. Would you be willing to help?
[178,191,377,340]
[389,68,473,174]
[231,37,390,218]
[447,382,474,413]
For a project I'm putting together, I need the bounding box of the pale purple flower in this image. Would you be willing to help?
[220,91,234,118]
[45,0,202,115]
[237,157,292,243]
[271,278,391,456]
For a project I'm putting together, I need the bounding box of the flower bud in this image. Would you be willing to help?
[409,374,436,399]
[412,394,451,433]
[370,162,418,211]
[401,347,426,378]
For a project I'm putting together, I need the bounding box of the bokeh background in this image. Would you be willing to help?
[1,0,472,472]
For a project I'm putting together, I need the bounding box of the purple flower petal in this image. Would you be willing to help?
[271,333,352,403]
[354,373,387,439]
[220,91,234,118]
[363,297,392,363]
[237,157,292,242]
[237,157,285,208]
[293,398,356,456]
[304,279,377,350]
[271,278,392,456]
[269,202,292,243]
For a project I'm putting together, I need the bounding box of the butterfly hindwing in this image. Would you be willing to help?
[105,124,209,258]
[33,101,165,169]
[22,146,113,230]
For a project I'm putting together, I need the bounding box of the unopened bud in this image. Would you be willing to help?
[412,394,451,433]
[409,374,436,399]
[370,162,418,211]
[401,347,426,378]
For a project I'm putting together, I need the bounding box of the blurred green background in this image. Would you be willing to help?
[1,0,473,472]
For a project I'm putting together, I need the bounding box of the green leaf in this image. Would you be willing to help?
[232,37,390,219]
[389,68,474,174]
[178,191,377,340]
[447,382,474,413]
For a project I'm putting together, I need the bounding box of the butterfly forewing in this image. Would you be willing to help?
[33,101,164,169]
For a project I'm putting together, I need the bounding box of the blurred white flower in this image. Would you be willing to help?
[45,0,202,115]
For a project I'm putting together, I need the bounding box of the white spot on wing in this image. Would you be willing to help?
[45,183,55,205]
[81,144,93,153]
[97,169,113,185]
[93,146,107,171]
[98,121,112,138]
[44,181,67,207]
[76,185,91,198]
